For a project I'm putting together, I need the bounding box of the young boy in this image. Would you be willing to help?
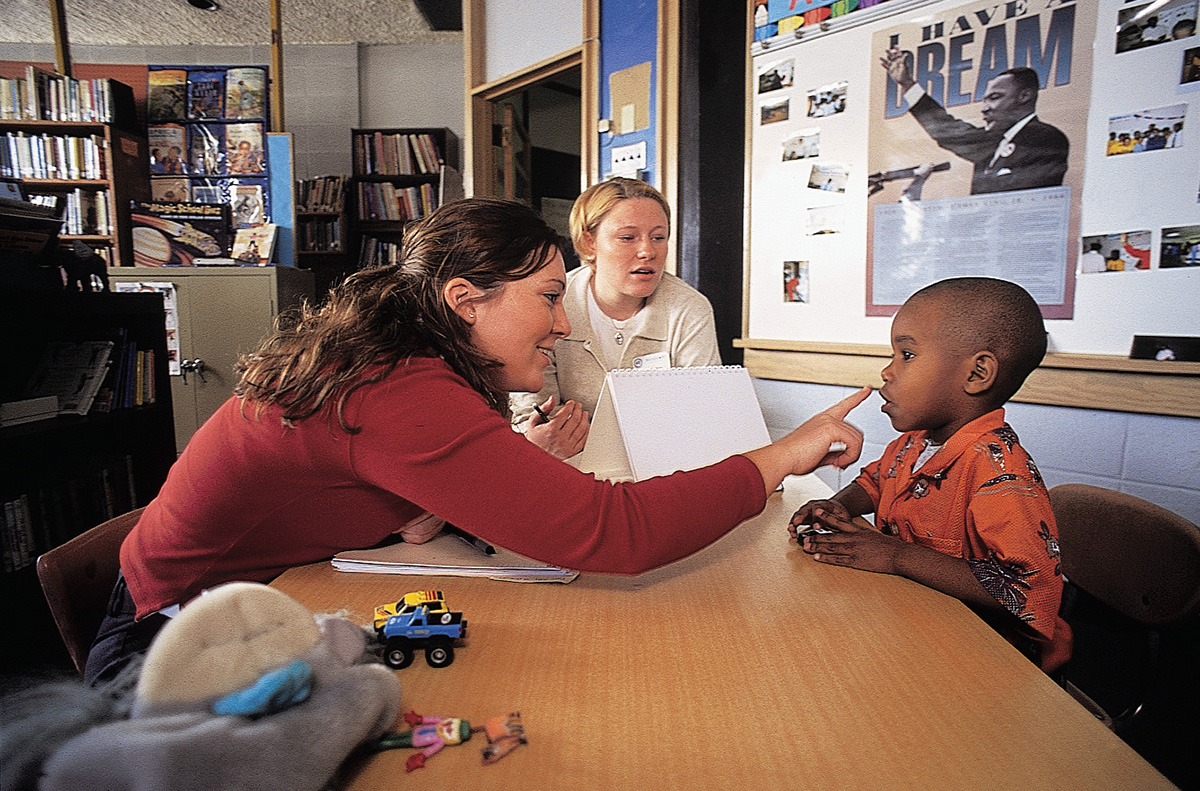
[789,277,1070,672]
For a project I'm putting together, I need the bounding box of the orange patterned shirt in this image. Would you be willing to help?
[855,409,1071,672]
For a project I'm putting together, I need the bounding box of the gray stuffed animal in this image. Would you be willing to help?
[21,582,402,791]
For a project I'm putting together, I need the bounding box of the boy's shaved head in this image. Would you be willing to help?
[908,277,1046,404]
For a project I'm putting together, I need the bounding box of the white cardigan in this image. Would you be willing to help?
[510,265,721,425]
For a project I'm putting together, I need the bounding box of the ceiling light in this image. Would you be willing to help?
[186,0,220,10]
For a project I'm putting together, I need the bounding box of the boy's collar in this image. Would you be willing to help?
[908,408,1008,472]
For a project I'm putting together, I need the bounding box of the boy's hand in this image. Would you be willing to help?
[787,499,849,539]
[798,508,904,574]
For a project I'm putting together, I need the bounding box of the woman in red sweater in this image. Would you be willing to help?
[86,198,869,683]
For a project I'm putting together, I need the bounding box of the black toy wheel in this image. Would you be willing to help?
[384,638,415,669]
[425,637,455,668]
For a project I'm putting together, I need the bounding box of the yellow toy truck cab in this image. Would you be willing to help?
[373,590,448,630]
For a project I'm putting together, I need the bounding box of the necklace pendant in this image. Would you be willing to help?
[614,331,624,345]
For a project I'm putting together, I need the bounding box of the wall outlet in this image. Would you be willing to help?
[611,141,647,176]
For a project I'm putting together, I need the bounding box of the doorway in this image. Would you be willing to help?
[479,65,583,265]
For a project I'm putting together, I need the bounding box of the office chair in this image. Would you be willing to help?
[1049,484,1200,732]
[35,507,145,675]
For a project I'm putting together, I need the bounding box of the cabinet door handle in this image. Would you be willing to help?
[180,358,207,384]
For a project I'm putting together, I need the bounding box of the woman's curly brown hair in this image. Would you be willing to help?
[235,198,563,431]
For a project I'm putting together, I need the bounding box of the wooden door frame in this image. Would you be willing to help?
[463,1,597,198]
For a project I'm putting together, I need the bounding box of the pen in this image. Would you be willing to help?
[446,524,496,555]
[533,403,551,422]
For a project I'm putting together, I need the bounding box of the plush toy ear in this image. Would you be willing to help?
[136,582,321,708]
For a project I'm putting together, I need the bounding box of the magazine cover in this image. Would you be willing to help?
[191,180,229,204]
[150,178,190,202]
[231,181,265,227]
[231,223,278,264]
[189,123,225,176]
[147,69,187,122]
[225,67,266,120]
[131,200,232,265]
[148,124,187,175]
[187,69,225,120]
[225,123,266,175]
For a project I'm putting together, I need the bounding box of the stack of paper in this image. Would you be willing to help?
[331,533,577,583]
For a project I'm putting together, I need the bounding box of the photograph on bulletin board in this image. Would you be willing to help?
[865,0,1096,319]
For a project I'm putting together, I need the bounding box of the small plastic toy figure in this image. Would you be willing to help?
[372,711,477,772]
[481,712,527,764]
[370,710,529,770]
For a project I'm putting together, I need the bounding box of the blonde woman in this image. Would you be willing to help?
[513,178,720,459]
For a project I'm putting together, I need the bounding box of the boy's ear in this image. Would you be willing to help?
[964,351,998,394]
[443,277,485,324]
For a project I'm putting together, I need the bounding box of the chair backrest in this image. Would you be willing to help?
[36,507,145,675]
[1049,484,1200,627]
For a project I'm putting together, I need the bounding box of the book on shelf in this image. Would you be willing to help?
[21,340,114,416]
[231,223,278,264]
[1,453,139,572]
[353,131,443,176]
[225,67,266,120]
[148,69,188,123]
[225,123,265,175]
[1,130,105,180]
[331,531,578,583]
[298,216,343,252]
[187,69,225,120]
[149,124,188,175]
[131,199,232,265]
[0,72,134,128]
[296,174,346,213]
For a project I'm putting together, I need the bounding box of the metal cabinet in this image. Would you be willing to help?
[107,266,314,452]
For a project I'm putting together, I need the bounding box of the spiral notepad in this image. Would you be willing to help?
[571,365,771,481]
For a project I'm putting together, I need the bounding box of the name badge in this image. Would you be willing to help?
[632,351,670,370]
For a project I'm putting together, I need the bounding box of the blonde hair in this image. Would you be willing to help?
[568,177,671,265]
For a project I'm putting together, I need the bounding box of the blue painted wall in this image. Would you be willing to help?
[599,0,658,184]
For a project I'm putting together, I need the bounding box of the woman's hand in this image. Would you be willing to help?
[742,386,872,495]
[524,396,590,459]
[398,512,445,544]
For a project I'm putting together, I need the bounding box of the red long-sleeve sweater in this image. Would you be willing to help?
[122,357,766,618]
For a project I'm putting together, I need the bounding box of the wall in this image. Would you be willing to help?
[483,0,582,85]
[754,378,1200,526]
[358,41,465,140]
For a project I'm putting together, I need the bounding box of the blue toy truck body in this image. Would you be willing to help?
[376,594,466,668]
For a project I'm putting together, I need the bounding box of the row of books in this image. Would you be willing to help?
[353,132,444,176]
[297,216,343,252]
[1,131,106,181]
[358,236,403,269]
[21,336,157,419]
[93,343,158,413]
[0,67,134,125]
[356,180,437,222]
[296,174,346,213]
[1,454,138,574]
[54,188,112,236]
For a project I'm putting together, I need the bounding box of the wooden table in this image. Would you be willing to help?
[271,475,1176,790]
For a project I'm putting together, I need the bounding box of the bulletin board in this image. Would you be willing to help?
[745,0,1200,369]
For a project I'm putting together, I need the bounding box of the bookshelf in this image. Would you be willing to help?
[296,174,349,296]
[350,127,460,269]
[0,289,175,671]
[0,119,150,266]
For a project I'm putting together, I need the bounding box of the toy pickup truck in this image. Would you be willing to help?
[374,591,467,669]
